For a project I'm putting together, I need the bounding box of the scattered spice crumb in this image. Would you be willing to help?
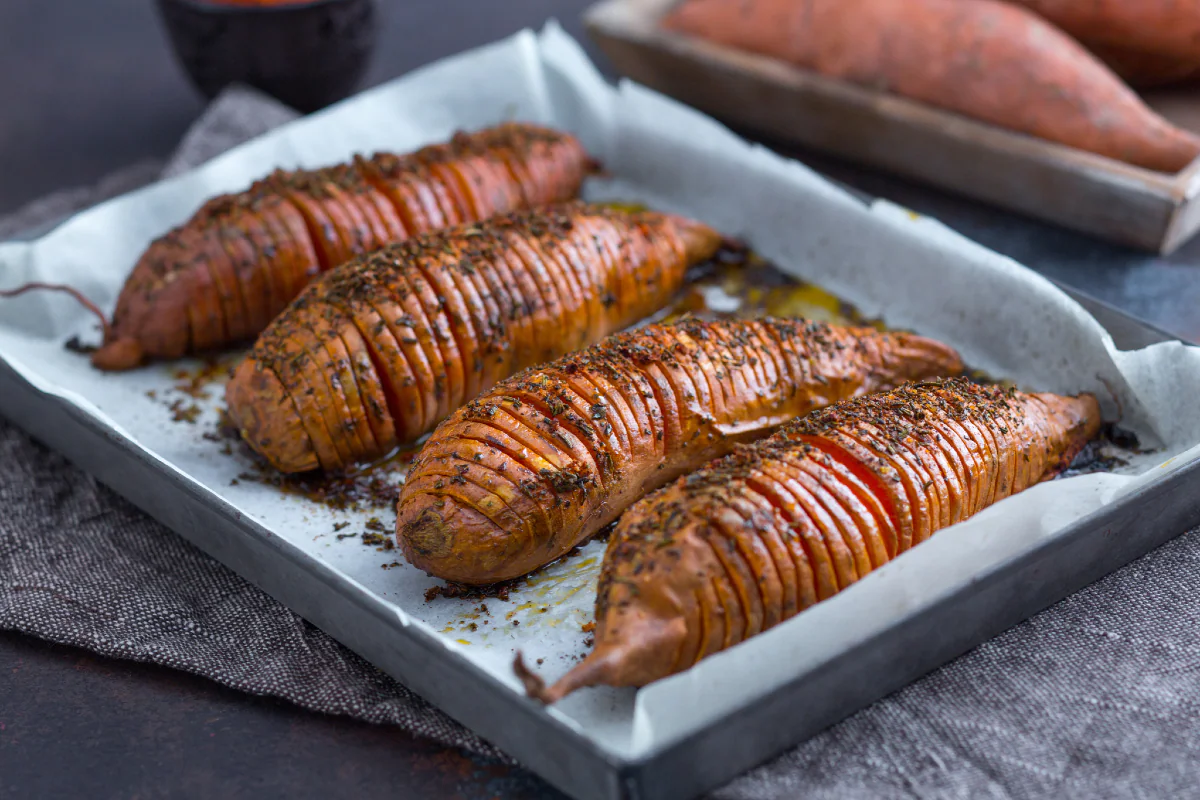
[65,335,96,355]
[333,521,351,532]
[583,636,594,648]
[336,532,358,541]
[424,579,518,603]
[171,355,231,400]
[536,658,544,666]
[168,398,202,424]
[215,422,418,513]
[581,621,596,633]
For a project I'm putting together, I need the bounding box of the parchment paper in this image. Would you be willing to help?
[3,23,1200,760]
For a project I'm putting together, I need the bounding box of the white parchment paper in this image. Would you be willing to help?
[3,23,1200,761]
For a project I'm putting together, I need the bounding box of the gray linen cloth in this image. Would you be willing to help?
[3,87,1200,799]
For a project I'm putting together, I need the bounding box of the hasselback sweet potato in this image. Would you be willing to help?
[83,123,594,370]
[518,378,1100,702]
[1008,1,1200,65]
[225,203,721,474]
[397,318,964,584]
[660,0,1200,172]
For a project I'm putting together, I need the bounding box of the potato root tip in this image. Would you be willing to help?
[0,282,133,366]
[91,338,146,371]
[516,649,614,705]
[513,652,552,703]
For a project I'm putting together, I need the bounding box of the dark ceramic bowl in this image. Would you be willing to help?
[156,0,378,113]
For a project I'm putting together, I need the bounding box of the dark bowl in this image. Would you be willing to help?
[156,0,378,114]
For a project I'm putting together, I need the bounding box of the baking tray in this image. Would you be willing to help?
[3,238,1198,800]
[584,0,1200,254]
[4,25,1200,800]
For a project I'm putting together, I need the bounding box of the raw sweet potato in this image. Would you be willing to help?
[1008,1,1200,65]
[1007,1,1200,88]
[224,203,722,474]
[518,378,1100,702]
[78,123,595,370]
[397,318,963,585]
[661,0,1200,172]
[1086,44,1200,90]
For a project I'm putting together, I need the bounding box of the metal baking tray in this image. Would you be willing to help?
[3,210,1198,800]
[585,0,1200,254]
[5,24,1200,800]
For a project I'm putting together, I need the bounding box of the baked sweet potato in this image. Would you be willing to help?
[661,0,1200,172]
[397,318,963,585]
[518,378,1100,702]
[224,203,721,474]
[78,123,595,370]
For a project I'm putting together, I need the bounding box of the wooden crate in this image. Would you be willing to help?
[584,0,1200,253]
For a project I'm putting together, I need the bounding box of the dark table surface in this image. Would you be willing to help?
[3,2,1199,798]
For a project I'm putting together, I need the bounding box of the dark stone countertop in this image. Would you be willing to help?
[2,2,1198,798]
